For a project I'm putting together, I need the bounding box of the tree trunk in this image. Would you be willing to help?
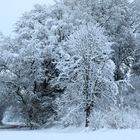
[0,106,6,125]
[83,66,91,127]
[85,103,91,127]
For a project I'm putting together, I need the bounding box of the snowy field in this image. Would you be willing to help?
[0,129,140,140]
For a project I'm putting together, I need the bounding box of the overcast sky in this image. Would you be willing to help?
[0,0,135,36]
[0,0,54,35]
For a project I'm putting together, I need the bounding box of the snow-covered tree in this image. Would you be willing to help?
[56,23,118,128]
[0,0,140,130]
[12,4,66,127]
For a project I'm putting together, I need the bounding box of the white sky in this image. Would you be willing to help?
[0,0,54,35]
[0,0,135,36]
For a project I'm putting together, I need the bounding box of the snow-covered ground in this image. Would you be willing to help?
[0,128,140,140]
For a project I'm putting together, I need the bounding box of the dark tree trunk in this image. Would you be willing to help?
[85,103,91,127]
[114,68,122,81]
[83,66,92,128]
[33,81,37,94]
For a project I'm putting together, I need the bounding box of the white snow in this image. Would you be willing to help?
[0,129,140,140]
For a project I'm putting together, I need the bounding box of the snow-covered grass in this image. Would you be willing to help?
[0,128,140,140]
